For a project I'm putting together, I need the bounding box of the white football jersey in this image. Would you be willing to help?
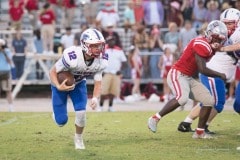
[55,46,108,83]
[206,26,240,82]
[103,46,127,74]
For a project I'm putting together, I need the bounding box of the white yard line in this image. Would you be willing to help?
[0,117,18,127]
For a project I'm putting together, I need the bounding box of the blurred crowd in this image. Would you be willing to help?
[0,0,239,100]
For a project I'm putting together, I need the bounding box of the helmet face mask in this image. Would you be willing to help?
[84,42,105,58]
[209,34,227,49]
[80,29,105,58]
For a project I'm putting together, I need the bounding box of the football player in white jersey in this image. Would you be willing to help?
[178,8,240,134]
[49,28,108,150]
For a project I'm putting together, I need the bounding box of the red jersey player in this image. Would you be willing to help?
[148,20,228,139]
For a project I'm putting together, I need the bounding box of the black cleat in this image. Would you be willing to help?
[178,122,194,132]
[205,125,216,134]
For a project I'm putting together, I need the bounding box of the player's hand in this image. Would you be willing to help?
[89,97,98,110]
[57,79,75,91]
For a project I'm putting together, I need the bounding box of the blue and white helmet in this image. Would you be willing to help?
[80,28,105,58]
[205,20,228,46]
[220,8,240,35]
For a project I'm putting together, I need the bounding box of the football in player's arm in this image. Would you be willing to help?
[49,28,108,150]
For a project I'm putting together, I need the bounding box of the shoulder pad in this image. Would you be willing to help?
[193,38,212,57]
[102,52,108,60]
[62,46,79,68]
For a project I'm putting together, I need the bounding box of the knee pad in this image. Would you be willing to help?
[177,96,189,106]
[52,113,68,127]
[201,96,215,107]
[75,110,86,127]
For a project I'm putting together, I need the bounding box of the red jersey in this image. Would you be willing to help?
[9,0,24,21]
[173,37,214,76]
[25,0,38,11]
[48,0,58,4]
[9,0,24,6]
[63,0,76,8]
[39,10,55,24]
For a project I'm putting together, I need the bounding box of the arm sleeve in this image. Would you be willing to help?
[230,27,240,44]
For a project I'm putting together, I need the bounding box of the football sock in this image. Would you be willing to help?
[196,128,204,135]
[184,117,193,123]
[75,133,82,139]
[155,113,161,119]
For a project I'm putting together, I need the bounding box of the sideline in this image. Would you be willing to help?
[0,117,17,127]
[0,98,235,112]
[0,114,49,127]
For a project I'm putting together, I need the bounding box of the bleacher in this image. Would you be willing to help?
[0,1,165,98]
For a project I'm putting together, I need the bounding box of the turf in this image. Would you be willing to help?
[0,111,239,160]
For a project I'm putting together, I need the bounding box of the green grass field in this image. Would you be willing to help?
[0,111,239,160]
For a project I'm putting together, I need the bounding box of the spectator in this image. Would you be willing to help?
[234,0,240,10]
[53,27,63,54]
[121,23,134,54]
[128,45,142,98]
[164,22,180,57]
[102,23,122,48]
[98,36,127,112]
[62,0,76,28]
[192,0,207,30]
[132,23,150,78]
[25,0,39,29]
[193,0,206,8]
[181,0,193,21]
[9,0,25,30]
[178,20,198,53]
[96,2,120,29]
[166,1,184,28]
[143,0,165,28]
[221,2,232,12]
[205,0,220,23]
[149,24,163,79]
[82,0,99,26]
[123,0,136,28]
[120,21,135,79]
[74,23,89,46]
[158,44,176,102]
[0,39,14,112]
[11,29,27,79]
[32,29,44,80]
[39,2,56,54]
[132,0,144,25]
[48,0,62,26]
[60,27,74,50]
